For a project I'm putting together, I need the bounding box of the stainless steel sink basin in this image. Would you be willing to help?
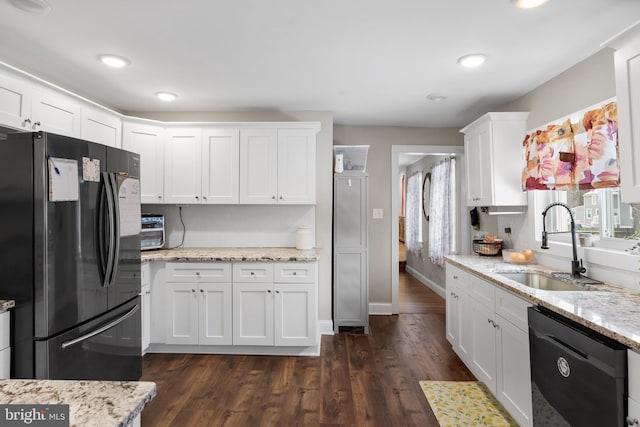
[497,272,592,291]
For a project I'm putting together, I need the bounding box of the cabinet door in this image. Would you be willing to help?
[614,30,640,202]
[239,129,278,204]
[0,72,31,130]
[122,122,165,204]
[445,282,459,346]
[274,283,316,346]
[199,282,232,345]
[165,283,199,345]
[141,283,151,354]
[464,123,492,206]
[81,106,122,147]
[457,290,473,363]
[470,302,497,391]
[277,129,316,204]
[232,282,274,345]
[30,88,81,137]
[333,249,368,331]
[496,315,533,427]
[202,128,240,204]
[164,128,203,204]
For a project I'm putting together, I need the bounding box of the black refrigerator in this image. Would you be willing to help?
[0,131,142,380]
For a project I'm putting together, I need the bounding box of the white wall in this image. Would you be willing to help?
[333,126,462,303]
[131,110,335,323]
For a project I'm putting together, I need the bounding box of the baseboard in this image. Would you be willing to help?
[318,320,334,335]
[369,302,393,315]
[405,265,446,298]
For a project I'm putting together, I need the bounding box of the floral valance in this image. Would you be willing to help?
[522,100,618,191]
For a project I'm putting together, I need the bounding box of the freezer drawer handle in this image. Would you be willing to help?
[60,305,139,349]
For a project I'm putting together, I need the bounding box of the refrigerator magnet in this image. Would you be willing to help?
[82,157,101,182]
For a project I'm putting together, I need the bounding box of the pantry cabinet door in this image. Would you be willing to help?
[164,128,203,204]
[202,128,240,204]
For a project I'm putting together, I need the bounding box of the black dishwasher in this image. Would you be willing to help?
[528,306,627,427]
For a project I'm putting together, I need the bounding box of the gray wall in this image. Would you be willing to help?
[333,126,462,303]
[129,110,335,324]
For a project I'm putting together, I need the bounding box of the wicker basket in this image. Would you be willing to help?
[472,239,502,256]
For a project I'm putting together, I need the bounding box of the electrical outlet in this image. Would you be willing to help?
[504,227,512,234]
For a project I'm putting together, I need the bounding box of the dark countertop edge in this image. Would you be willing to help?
[445,257,640,352]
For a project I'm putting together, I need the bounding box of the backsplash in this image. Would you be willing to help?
[142,204,316,248]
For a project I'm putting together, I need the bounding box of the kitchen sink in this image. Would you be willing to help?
[497,272,594,291]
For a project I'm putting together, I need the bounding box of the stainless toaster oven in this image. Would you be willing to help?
[141,214,165,250]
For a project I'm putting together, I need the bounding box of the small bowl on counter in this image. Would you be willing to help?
[502,249,536,265]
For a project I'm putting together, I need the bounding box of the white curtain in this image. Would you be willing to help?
[429,157,456,266]
[405,171,422,254]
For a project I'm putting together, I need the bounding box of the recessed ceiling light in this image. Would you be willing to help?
[426,94,447,102]
[457,54,487,68]
[9,0,51,14]
[98,54,130,68]
[156,92,178,102]
[514,0,550,9]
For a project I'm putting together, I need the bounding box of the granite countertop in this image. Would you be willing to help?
[446,254,640,352]
[0,300,14,311]
[0,379,156,427]
[141,247,320,262]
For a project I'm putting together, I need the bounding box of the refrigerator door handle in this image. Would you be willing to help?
[60,304,140,349]
[102,172,116,288]
[97,179,108,285]
[109,173,121,287]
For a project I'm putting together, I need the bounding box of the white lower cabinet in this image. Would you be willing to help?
[233,282,274,346]
[164,262,233,346]
[0,311,9,379]
[446,263,533,427]
[628,350,640,425]
[141,263,151,355]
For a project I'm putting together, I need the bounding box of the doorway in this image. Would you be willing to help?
[390,145,466,314]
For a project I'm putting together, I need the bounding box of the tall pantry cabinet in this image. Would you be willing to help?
[333,174,369,333]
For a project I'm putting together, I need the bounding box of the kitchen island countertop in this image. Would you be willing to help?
[446,254,640,352]
[142,247,320,262]
[0,379,156,427]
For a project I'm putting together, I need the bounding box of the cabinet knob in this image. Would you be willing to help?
[145,291,151,295]
[453,275,458,279]
[195,196,199,200]
[191,289,196,293]
[292,272,297,276]
[626,416,639,426]
[250,272,255,276]
[272,196,276,200]
[279,196,283,200]
[34,121,41,127]
[200,289,204,293]
[267,289,272,293]
[23,118,31,125]
[158,195,162,199]
[203,196,207,200]
[276,290,280,294]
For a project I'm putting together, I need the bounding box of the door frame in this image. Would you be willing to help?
[390,145,466,314]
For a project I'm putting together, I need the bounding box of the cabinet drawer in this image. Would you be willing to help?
[630,350,640,401]
[494,287,532,332]
[0,311,9,351]
[446,264,469,293]
[468,274,495,308]
[274,262,316,283]
[233,263,274,282]
[166,262,232,282]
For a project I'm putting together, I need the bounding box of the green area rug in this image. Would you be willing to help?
[420,381,519,427]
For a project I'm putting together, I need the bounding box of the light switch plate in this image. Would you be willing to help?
[373,208,383,219]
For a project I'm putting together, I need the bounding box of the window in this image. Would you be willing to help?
[539,188,640,245]
[405,171,422,253]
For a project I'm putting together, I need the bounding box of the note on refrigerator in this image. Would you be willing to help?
[48,157,79,202]
[118,177,141,236]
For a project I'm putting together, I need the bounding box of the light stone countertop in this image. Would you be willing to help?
[446,254,640,352]
[141,247,320,263]
[0,379,156,427]
[0,300,14,311]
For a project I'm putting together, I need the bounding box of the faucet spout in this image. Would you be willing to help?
[541,202,586,278]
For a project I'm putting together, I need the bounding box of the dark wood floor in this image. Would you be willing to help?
[140,271,474,426]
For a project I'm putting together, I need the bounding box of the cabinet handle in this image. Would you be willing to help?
[145,291,151,295]
[453,275,458,279]
[626,416,639,426]
[23,118,31,125]
[34,121,41,127]
[488,319,494,325]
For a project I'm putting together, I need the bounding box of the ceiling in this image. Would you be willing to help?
[0,0,639,128]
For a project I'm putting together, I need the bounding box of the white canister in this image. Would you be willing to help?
[296,226,314,250]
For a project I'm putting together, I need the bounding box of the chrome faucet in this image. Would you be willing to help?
[541,202,586,278]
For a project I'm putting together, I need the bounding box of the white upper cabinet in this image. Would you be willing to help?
[202,128,240,204]
[0,71,80,138]
[277,129,316,204]
[607,22,640,203]
[0,72,31,130]
[240,129,279,204]
[461,112,529,207]
[122,122,165,204]
[240,128,317,204]
[80,106,122,147]
[164,128,203,204]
